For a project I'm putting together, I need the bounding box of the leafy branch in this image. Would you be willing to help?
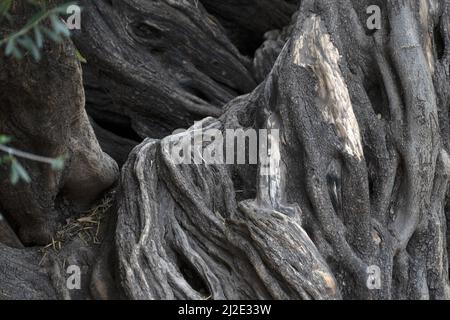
[0,0,74,60]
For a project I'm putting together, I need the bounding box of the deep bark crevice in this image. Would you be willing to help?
[1,0,450,301]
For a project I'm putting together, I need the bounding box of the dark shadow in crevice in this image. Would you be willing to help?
[434,21,445,61]
[173,249,211,297]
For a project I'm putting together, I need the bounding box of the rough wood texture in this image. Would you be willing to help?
[0,7,118,246]
[114,0,450,299]
[1,0,450,300]
[0,244,57,299]
[200,0,298,55]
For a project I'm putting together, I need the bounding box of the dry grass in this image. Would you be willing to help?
[39,194,114,264]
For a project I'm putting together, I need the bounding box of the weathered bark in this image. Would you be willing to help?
[114,0,450,299]
[0,244,57,299]
[1,0,450,300]
[71,0,260,165]
[0,4,121,296]
[0,6,118,246]
[253,17,297,83]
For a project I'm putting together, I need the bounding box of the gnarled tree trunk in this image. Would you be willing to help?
[0,5,118,246]
[114,0,450,300]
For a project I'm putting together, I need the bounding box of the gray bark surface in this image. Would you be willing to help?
[0,0,449,300]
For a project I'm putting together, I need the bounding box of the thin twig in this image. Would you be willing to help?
[0,144,58,165]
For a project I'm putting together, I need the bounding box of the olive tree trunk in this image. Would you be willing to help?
[114,0,450,300]
[1,0,450,300]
